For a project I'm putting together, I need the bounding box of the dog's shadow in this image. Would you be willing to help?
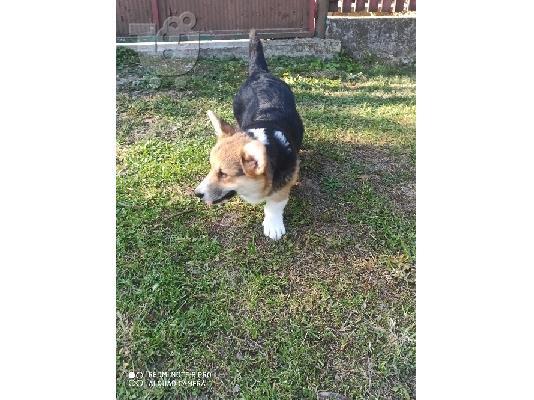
[282,138,415,247]
[204,136,415,253]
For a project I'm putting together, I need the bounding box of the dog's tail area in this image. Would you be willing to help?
[249,29,268,75]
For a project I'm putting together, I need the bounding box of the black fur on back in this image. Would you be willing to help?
[233,30,304,193]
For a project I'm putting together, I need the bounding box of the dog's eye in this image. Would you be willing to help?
[218,170,227,179]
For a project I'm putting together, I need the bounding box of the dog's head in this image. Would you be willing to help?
[194,110,268,205]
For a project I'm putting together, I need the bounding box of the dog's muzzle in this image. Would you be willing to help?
[194,189,236,205]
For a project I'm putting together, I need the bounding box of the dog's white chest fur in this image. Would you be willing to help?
[239,193,265,204]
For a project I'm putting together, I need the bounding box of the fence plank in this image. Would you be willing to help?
[316,0,329,37]
[395,0,405,12]
[408,0,416,11]
[369,0,378,12]
[341,0,352,12]
[355,0,366,11]
[382,0,392,12]
[328,0,339,12]
[150,0,160,29]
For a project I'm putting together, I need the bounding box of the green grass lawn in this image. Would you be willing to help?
[116,50,416,400]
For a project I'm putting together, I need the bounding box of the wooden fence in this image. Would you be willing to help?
[117,0,315,38]
[329,0,416,13]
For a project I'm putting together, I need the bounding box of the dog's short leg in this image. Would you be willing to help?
[262,197,288,240]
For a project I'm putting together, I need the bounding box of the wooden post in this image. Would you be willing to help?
[315,0,329,39]
[308,0,316,34]
[395,0,405,12]
[341,0,352,13]
[328,0,339,12]
[369,0,379,12]
[355,0,366,12]
[150,0,160,30]
[382,0,393,13]
[408,0,416,11]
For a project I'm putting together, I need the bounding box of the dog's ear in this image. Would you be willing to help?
[240,140,267,176]
[207,110,235,137]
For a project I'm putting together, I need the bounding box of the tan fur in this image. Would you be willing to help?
[207,110,236,137]
[210,132,249,175]
[196,111,300,239]
[203,128,300,203]
[241,140,267,176]
[200,131,271,202]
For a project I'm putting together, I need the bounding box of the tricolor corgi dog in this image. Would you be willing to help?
[194,30,304,240]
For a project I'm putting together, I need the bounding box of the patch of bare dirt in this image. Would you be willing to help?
[208,209,252,248]
[388,181,416,216]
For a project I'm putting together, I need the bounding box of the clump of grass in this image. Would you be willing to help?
[116,46,140,69]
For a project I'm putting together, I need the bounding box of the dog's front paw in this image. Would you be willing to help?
[262,217,286,240]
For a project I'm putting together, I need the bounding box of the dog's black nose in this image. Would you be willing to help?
[194,191,204,199]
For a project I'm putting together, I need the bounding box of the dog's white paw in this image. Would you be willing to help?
[262,217,286,240]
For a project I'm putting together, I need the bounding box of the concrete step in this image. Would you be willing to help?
[117,38,341,60]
